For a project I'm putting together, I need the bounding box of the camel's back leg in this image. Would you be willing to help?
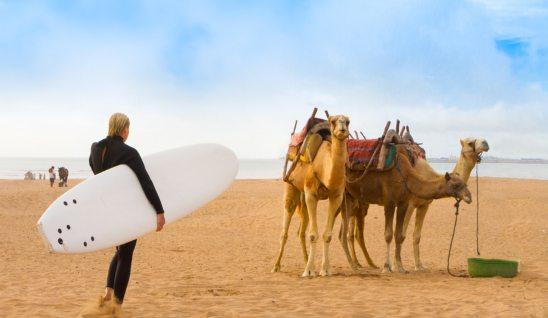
[297,192,309,263]
[272,184,300,273]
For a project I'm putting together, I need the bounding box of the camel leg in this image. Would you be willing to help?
[382,204,396,273]
[320,192,344,276]
[347,215,362,268]
[355,204,378,269]
[336,197,360,271]
[272,188,299,273]
[298,195,309,263]
[402,204,416,242]
[413,204,430,271]
[394,203,409,273]
[302,190,319,277]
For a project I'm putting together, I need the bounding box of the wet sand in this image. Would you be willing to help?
[0,178,546,317]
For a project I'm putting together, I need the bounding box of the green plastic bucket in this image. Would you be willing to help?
[467,258,519,278]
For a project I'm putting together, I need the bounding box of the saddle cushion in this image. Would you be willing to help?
[347,138,396,170]
[347,139,380,164]
[406,143,426,160]
[290,118,326,147]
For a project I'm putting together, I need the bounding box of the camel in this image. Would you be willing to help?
[347,137,489,272]
[272,115,353,277]
[343,143,472,273]
[58,167,69,187]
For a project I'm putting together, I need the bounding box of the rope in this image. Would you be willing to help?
[346,140,383,184]
[447,199,467,277]
[475,161,481,256]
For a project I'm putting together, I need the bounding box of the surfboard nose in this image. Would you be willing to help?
[36,222,54,253]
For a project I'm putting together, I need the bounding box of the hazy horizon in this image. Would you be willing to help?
[1,1,547,159]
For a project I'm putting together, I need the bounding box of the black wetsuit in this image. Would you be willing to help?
[89,135,164,302]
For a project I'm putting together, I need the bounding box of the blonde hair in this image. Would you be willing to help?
[108,113,130,137]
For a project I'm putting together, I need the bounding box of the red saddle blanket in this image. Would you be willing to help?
[407,143,426,160]
[290,118,326,146]
[347,138,382,164]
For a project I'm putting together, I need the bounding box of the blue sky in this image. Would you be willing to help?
[0,0,547,158]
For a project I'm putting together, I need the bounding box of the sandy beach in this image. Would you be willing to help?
[0,178,546,317]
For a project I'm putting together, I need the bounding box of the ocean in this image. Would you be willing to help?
[2,157,548,181]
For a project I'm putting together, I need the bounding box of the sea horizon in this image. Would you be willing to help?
[3,157,548,181]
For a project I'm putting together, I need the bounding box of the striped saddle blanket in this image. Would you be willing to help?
[347,139,426,170]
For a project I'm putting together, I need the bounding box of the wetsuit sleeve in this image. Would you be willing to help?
[126,148,165,214]
[89,143,99,175]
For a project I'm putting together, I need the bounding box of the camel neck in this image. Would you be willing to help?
[328,137,347,188]
[452,152,476,184]
[403,158,449,200]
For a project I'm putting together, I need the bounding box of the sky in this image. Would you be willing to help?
[0,0,547,159]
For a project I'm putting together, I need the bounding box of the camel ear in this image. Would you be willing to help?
[445,172,451,182]
[460,139,465,147]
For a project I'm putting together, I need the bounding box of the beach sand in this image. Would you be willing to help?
[0,178,546,317]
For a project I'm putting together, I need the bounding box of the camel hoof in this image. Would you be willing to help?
[368,263,380,269]
[319,269,331,277]
[302,269,316,278]
[381,264,393,273]
[415,265,428,272]
[355,262,363,269]
[271,265,281,273]
[396,266,408,274]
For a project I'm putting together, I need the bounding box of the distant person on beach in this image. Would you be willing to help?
[89,113,165,308]
[48,166,55,187]
[58,167,69,187]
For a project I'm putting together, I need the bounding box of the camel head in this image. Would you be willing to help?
[328,115,350,140]
[460,137,489,162]
[444,172,472,204]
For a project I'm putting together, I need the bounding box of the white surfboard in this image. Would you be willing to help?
[37,144,238,254]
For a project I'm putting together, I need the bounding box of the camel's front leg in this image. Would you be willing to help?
[402,203,416,242]
[413,204,430,271]
[355,204,378,269]
[382,204,396,273]
[394,203,409,273]
[347,215,361,267]
[302,191,319,277]
[320,192,344,276]
[336,196,360,271]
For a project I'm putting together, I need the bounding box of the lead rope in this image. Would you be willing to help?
[447,198,468,277]
[475,161,481,256]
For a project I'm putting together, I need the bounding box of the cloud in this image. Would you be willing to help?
[0,1,547,159]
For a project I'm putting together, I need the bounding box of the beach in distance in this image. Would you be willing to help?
[0,178,546,317]
[3,157,548,180]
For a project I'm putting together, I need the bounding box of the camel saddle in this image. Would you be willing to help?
[405,142,426,165]
[287,117,330,163]
[347,139,426,171]
[347,139,397,171]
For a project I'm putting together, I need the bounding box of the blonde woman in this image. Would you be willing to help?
[89,113,165,305]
